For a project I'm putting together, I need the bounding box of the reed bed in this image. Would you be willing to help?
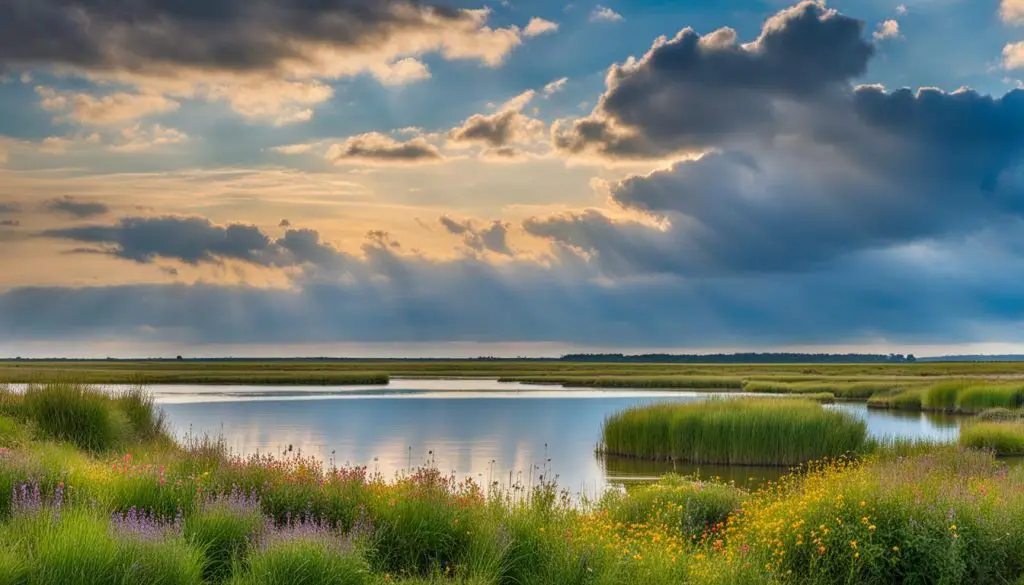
[599,398,868,466]
[959,421,1024,455]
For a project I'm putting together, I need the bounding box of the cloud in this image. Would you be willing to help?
[36,87,180,125]
[271,143,316,155]
[523,17,559,37]
[0,220,19,227]
[0,203,20,215]
[590,6,624,23]
[4,227,1024,347]
[554,1,873,160]
[41,215,350,268]
[448,90,546,152]
[896,5,907,16]
[531,81,1024,276]
[1002,0,1024,25]
[873,19,901,41]
[107,124,189,152]
[325,132,444,165]
[1005,41,1024,70]
[0,1,541,124]
[370,58,432,85]
[42,196,110,218]
[543,77,569,95]
[439,216,514,255]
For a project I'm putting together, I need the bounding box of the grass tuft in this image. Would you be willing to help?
[600,398,868,466]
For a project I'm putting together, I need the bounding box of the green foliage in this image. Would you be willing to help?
[959,421,1024,455]
[742,380,900,400]
[186,506,263,583]
[365,473,476,576]
[601,474,746,538]
[600,398,868,466]
[229,540,371,585]
[0,547,27,585]
[12,507,203,585]
[0,416,30,449]
[114,386,168,442]
[20,383,130,451]
[867,387,924,410]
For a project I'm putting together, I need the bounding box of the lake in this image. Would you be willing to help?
[148,378,963,494]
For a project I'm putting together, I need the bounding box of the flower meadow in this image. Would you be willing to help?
[2,384,1024,584]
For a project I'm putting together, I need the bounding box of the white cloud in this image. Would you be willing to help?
[1002,0,1024,24]
[37,88,180,125]
[271,143,316,155]
[370,58,431,85]
[543,77,569,95]
[873,19,901,41]
[895,4,907,16]
[108,124,188,153]
[1004,41,1024,69]
[590,5,624,22]
[523,17,559,37]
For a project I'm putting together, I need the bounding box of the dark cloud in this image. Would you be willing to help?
[278,219,291,228]
[1,236,1022,346]
[554,1,873,158]
[0,0,468,74]
[326,133,444,165]
[41,215,351,269]
[531,3,1024,276]
[42,197,110,218]
[0,203,20,215]
[449,109,521,147]
[439,216,514,256]
[447,91,545,153]
[0,220,19,227]
[530,86,1024,274]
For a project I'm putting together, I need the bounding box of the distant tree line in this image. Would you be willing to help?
[558,353,918,363]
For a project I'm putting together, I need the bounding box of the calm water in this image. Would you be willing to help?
[142,379,963,493]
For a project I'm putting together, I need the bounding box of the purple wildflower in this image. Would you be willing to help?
[258,512,351,553]
[110,506,183,542]
[11,480,42,515]
[204,484,261,514]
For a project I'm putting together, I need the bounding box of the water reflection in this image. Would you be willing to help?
[155,380,969,494]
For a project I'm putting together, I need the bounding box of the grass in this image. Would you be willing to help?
[8,381,1024,584]
[5,359,1024,387]
[600,474,747,539]
[959,421,1024,455]
[599,398,869,466]
[230,539,371,585]
[870,380,1024,413]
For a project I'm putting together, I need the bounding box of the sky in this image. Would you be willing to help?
[2,0,1024,358]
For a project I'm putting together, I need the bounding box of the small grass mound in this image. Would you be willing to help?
[959,421,1024,455]
[600,398,868,466]
[0,382,169,452]
[230,540,371,585]
[600,474,746,539]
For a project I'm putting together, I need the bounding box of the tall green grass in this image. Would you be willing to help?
[600,474,746,538]
[600,398,868,466]
[742,380,901,400]
[0,382,170,452]
[229,540,371,585]
[3,507,204,585]
[959,421,1024,455]
[20,382,131,451]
